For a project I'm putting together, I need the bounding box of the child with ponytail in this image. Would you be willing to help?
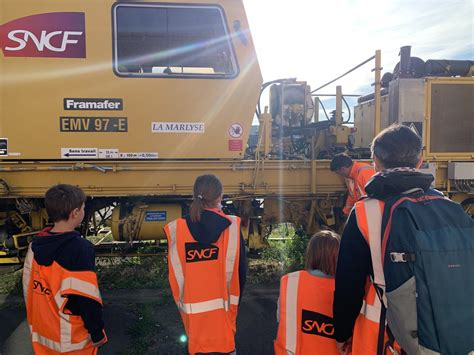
[164,174,246,355]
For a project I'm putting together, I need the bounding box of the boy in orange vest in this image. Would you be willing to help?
[275,231,341,355]
[23,184,107,354]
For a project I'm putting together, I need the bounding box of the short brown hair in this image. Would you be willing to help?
[45,184,86,222]
[371,124,422,168]
[305,230,341,276]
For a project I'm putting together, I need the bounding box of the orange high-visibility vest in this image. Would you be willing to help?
[344,162,376,215]
[353,198,400,355]
[274,270,339,355]
[22,245,105,355]
[164,214,241,354]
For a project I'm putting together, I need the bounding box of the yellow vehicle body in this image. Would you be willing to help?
[0,1,473,263]
[0,0,261,160]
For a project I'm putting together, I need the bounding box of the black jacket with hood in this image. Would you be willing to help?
[333,169,435,342]
[31,228,105,343]
[185,209,247,297]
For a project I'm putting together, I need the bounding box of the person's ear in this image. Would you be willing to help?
[70,207,80,220]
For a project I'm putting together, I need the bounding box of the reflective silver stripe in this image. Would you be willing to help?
[31,329,61,352]
[364,199,385,288]
[285,271,299,354]
[167,220,185,301]
[230,294,239,305]
[54,276,102,310]
[178,295,239,314]
[60,313,71,349]
[360,298,382,323]
[179,297,229,314]
[22,245,34,304]
[60,277,102,301]
[226,216,239,287]
[55,290,65,309]
[31,325,90,352]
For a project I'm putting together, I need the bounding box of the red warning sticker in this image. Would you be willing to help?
[228,140,243,151]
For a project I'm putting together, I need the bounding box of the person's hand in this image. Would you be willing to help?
[336,337,352,355]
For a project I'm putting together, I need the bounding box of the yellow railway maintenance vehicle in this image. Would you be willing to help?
[0,1,473,263]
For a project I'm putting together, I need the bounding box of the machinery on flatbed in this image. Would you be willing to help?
[0,0,473,263]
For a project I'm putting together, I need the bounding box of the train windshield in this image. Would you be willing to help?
[113,4,238,78]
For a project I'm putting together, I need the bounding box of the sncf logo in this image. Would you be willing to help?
[185,243,219,263]
[33,280,52,295]
[0,12,85,58]
[301,309,335,339]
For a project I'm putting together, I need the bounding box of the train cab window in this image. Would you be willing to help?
[113,4,238,78]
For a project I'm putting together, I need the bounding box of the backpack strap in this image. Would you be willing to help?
[381,194,448,265]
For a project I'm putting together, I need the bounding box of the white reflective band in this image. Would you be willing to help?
[30,326,90,352]
[364,199,386,288]
[31,330,62,352]
[55,291,65,309]
[60,313,71,347]
[22,245,34,304]
[360,297,382,323]
[168,220,185,301]
[230,294,239,305]
[285,271,300,354]
[60,277,102,301]
[179,297,229,314]
[226,216,239,288]
[55,277,101,310]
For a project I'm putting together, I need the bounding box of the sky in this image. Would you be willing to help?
[243,0,473,120]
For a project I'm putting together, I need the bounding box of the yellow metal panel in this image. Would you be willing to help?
[0,0,262,160]
[423,77,474,160]
[0,160,346,197]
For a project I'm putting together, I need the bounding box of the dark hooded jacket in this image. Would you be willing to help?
[31,228,105,343]
[185,209,247,297]
[333,169,434,342]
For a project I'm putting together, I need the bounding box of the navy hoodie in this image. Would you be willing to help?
[185,209,247,298]
[31,228,105,343]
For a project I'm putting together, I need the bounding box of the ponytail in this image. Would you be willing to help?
[189,174,223,222]
[190,195,205,223]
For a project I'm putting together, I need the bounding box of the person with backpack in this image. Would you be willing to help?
[274,230,341,355]
[333,124,474,355]
[164,174,246,354]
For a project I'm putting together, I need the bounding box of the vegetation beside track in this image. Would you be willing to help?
[0,224,313,294]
